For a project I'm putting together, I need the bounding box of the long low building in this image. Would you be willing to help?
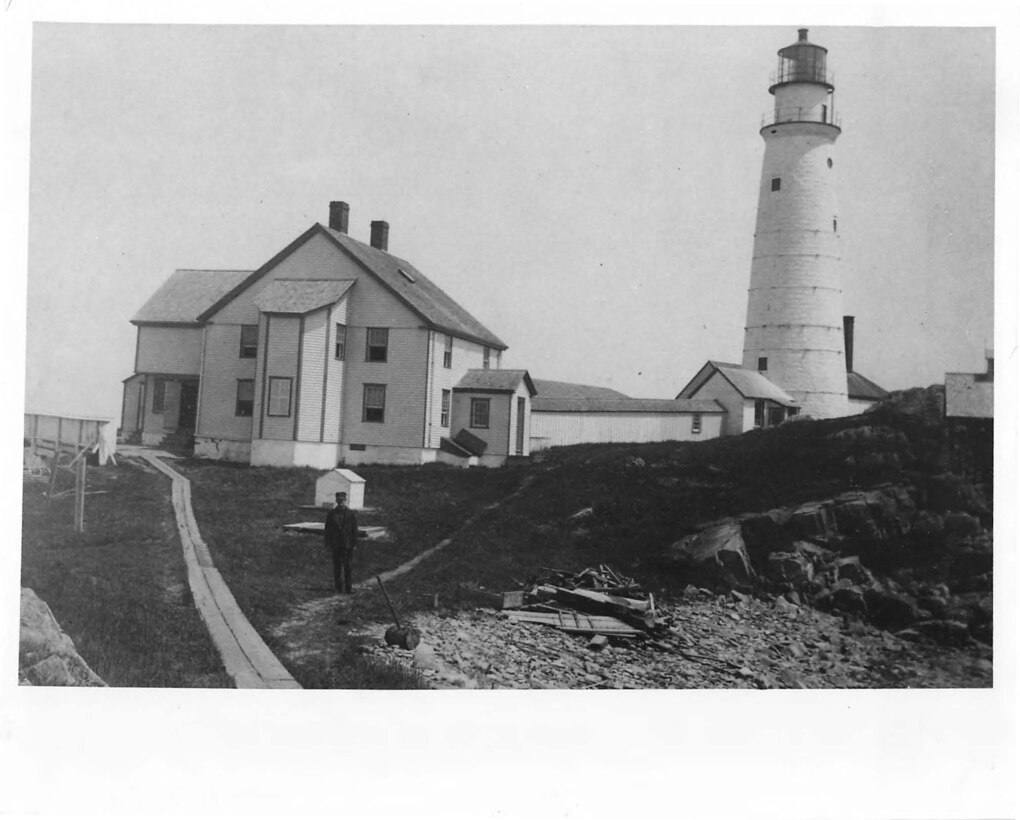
[529,379,724,450]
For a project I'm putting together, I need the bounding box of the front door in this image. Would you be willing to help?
[179,381,199,430]
[516,397,526,455]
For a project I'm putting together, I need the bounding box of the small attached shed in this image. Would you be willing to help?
[443,369,536,467]
[529,397,724,450]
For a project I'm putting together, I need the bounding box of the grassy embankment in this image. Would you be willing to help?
[20,459,232,687]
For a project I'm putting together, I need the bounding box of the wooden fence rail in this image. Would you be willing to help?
[24,413,116,466]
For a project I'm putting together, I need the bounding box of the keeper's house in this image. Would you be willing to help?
[122,201,515,468]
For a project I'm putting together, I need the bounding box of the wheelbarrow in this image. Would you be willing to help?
[376,575,421,650]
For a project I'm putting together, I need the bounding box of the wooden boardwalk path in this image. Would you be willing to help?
[136,452,301,689]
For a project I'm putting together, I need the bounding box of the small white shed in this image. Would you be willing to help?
[315,468,366,509]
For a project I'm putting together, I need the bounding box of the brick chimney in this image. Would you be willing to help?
[328,201,350,234]
[843,315,855,373]
[370,220,389,251]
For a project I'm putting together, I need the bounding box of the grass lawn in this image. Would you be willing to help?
[20,459,233,688]
[180,458,524,688]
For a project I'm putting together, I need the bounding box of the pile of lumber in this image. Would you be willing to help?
[501,564,662,639]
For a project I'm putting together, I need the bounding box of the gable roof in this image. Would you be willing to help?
[253,279,355,315]
[532,397,723,414]
[132,269,251,325]
[321,226,507,349]
[677,361,798,406]
[453,369,537,396]
[847,371,889,401]
[197,223,507,349]
[532,379,629,399]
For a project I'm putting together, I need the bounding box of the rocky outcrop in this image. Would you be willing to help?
[660,481,992,647]
[20,588,106,687]
[665,521,754,590]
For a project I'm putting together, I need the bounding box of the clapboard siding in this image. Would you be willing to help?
[342,326,430,448]
[196,323,257,440]
[424,333,496,449]
[687,371,746,437]
[136,326,204,374]
[298,309,327,441]
[449,390,513,456]
[530,410,723,449]
[260,314,301,440]
[323,299,348,443]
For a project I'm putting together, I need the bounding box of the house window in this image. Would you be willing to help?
[758,357,768,371]
[771,177,781,192]
[754,399,766,428]
[483,347,491,369]
[235,379,255,417]
[692,413,702,435]
[267,377,293,417]
[440,390,451,427]
[239,324,259,358]
[152,378,167,414]
[335,323,346,360]
[788,407,800,418]
[366,327,389,362]
[470,398,490,429]
[443,334,453,369]
[363,384,386,423]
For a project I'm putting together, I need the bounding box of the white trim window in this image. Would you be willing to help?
[267,377,293,417]
[470,398,490,429]
[363,384,386,423]
[440,389,451,427]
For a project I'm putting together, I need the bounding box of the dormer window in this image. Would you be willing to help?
[483,347,491,370]
[443,334,453,369]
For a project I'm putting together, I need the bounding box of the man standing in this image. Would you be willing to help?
[324,491,359,593]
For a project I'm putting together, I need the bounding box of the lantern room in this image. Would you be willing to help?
[769,28,834,93]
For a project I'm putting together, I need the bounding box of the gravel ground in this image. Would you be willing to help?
[357,592,992,689]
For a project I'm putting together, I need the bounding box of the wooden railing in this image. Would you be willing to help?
[24,413,116,466]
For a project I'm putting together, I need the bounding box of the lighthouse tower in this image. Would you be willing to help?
[741,28,848,419]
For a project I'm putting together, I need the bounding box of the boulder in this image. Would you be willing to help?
[864,586,924,630]
[912,620,972,647]
[829,585,868,616]
[834,556,874,587]
[787,502,838,541]
[666,520,754,590]
[20,588,105,687]
[737,510,793,566]
[765,551,814,588]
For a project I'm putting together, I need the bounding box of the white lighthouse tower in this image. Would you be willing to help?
[741,28,849,419]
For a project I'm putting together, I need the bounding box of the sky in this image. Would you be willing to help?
[14,20,1002,422]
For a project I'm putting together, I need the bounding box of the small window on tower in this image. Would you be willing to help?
[758,357,768,371]
[833,218,838,233]
[827,158,833,168]
[771,177,781,192]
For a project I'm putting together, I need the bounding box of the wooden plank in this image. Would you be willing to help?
[501,591,525,610]
[73,458,86,534]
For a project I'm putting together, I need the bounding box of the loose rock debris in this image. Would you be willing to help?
[358,588,991,689]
